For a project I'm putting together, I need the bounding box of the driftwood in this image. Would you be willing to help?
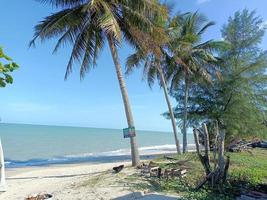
[113,165,124,173]
[138,156,189,180]
[236,191,267,200]
[25,194,52,200]
[193,122,230,191]
[149,167,159,177]
[228,141,252,152]
[164,155,179,160]
[148,167,187,180]
[228,140,267,152]
[157,168,162,178]
[150,167,164,178]
[195,172,214,191]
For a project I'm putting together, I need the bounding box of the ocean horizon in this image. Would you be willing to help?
[0,123,194,168]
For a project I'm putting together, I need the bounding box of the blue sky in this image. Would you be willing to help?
[0,0,266,131]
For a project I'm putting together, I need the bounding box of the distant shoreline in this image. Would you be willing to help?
[0,122,176,133]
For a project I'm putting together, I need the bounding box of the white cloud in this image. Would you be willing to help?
[197,0,211,4]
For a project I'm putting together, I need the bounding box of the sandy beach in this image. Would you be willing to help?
[1,161,179,200]
[2,162,132,200]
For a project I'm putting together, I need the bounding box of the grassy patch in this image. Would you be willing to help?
[128,149,267,200]
[227,149,267,185]
[78,172,108,188]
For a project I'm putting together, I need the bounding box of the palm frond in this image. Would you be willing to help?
[197,21,215,35]
[31,0,168,81]
[36,0,88,8]
[29,5,85,47]
[98,8,121,42]
[126,50,145,75]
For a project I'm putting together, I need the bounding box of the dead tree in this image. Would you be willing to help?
[193,122,230,191]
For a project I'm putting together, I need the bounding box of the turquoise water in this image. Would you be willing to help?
[0,123,194,167]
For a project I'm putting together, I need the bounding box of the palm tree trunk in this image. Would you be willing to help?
[107,37,140,166]
[183,74,189,153]
[157,65,181,154]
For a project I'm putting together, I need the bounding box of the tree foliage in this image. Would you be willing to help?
[30,0,167,79]
[0,47,19,87]
[169,9,267,139]
[164,12,225,152]
[31,0,169,165]
[165,12,223,88]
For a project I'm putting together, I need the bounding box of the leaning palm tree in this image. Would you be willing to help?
[30,0,166,166]
[166,12,222,153]
[126,13,181,154]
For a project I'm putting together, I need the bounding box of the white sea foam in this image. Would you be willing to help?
[5,143,196,167]
[63,143,196,159]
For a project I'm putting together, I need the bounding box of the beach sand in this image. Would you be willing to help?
[1,161,180,200]
[1,162,133,200]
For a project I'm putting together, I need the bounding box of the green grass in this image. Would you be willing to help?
[227,149,267,185]
[127,149,267,200]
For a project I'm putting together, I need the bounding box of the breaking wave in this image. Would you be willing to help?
[5,144,195,168]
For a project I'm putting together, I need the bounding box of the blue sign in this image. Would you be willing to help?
[123,127,136,138]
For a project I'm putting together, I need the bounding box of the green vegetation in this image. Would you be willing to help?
[168,9,267,141]
[0,47,18,87]
[164,12,224,153]
[126,149,267,200]
[125,9,181,154]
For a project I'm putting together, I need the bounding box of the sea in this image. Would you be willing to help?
[0,123,194,168]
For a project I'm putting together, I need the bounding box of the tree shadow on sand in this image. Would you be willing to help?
[112,192,179,200]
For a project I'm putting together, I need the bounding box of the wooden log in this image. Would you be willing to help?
[195,172,213,191]
[165,159,190,167]
[148,161,157,167]
[172,169,187,177]
[180,169,187,175]
[164,155,178,160]
[157,168,162,178]
[150,167,159,177]
[141,166,150,174]
[113,165,124,173]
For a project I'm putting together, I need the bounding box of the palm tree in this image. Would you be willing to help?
[30,0,166,166]
[126,14,181,154]
[166,12,222,153]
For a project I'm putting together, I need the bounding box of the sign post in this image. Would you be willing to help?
[123,127,136,138]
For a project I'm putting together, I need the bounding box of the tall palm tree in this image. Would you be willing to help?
[166,12,222,153]
[126,13,181,154]
[30,0,166,166]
